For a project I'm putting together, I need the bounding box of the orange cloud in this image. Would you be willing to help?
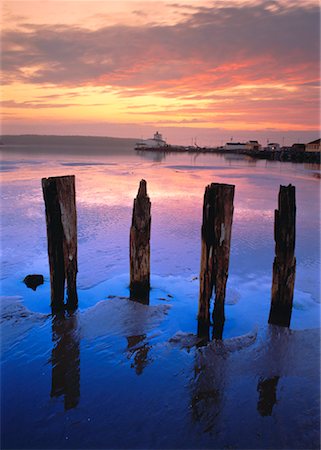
[1,0,320,137]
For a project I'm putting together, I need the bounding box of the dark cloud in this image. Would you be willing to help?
[2,0,319,96]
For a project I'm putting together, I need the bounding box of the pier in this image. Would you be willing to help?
[135,145,320,163]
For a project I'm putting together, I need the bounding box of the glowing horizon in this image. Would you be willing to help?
[1,0,320,146]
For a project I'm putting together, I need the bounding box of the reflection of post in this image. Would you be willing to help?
[51,311,80,410]
[191,347,225,432]
[130,180,151,304]
[269,184,296,327]
[257,376,279,416]
[42,175,78,310]
[198,183,235,340]
[126,334,151,375]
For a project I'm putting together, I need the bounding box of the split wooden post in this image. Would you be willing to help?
[198,183,235,340]
[130,179,151,304]
[269,184,296,327]
[42,175,78,310]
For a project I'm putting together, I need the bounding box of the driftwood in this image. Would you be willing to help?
[130,180,151,304]
[42,175,78,310]
[198,183,235,340]
[269,184,296,327]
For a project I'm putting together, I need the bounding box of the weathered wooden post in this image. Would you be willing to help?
[198,183,235,340]
[269,184,296,327]
[42,175,78,310]
[130,179,151,304]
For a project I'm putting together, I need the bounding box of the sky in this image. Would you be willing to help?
[1,0,320,146]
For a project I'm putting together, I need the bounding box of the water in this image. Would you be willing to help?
[1,144,320,449]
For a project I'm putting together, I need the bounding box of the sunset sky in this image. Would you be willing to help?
[1,0,320,145]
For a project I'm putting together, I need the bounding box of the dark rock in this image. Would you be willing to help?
[23,274,44,291]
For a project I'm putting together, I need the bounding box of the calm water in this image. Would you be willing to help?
[1,146,320,449]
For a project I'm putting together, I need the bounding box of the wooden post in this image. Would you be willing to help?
[269,184,296,327]
[198,183,235,340]
[130,179,151,304]
[42,175,78,310]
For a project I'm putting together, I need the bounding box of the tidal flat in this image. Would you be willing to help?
[1,139,320,449]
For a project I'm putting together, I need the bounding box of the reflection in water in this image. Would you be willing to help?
[126,334,152,375]
[245,156,258,166]
[129,288,150,305]
[136,150,167,163]
[257,376,280,416]
[197,311,225,343]
[224,154,246,163]
[191,386,221,433]
[212,304,225,341]
[50,311,80,410]
[192,152,202,163]
[197,320,210,345]
[304,162,321,171]
[191,347,225,432]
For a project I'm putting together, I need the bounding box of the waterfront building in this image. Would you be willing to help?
[267,142,280,151]
[291,143,306,152]
[224,142,247,150]
[224,140,261,151]
[135,131,167,149]
[306,139,321,152]
[246,140,261,151]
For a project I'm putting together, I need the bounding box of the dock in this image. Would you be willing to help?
[135,145,320,163]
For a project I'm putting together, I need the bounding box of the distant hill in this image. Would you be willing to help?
[0,135,138,155]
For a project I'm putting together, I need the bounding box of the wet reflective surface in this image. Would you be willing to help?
[1,145,320,448]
